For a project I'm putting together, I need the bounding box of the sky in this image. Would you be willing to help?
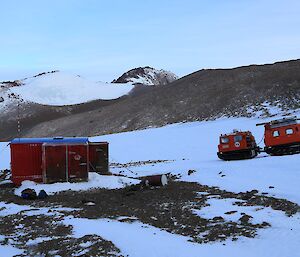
[0,0,299,82]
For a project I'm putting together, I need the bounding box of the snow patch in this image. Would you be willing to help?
[14,172,140,196]
[193,197,287,225]
[0,244,23,257]
[64,213,300,257]
[0,201,79,217]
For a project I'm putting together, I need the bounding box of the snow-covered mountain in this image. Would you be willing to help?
[24,60,300,139]
[0,70,133,107]
[1,60,300,140]
[112,66,178,86]
[0,70,135,140]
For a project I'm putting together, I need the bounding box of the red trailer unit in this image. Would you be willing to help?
[11,137,90,186]
[257,117,300,155]
[89,142,109,174]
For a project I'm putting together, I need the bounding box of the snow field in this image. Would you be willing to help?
[64,212,300,257]
[10,72,134,105]
[92,117,300,204]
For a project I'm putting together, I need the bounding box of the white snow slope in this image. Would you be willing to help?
[1,116,300,256]
[92,117,300,205]
[4,71,133,106]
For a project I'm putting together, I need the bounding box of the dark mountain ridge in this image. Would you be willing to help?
[22,59,300,138]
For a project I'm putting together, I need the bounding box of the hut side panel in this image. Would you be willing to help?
[11,143,43,186]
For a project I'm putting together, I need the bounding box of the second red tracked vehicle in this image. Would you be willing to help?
[257,117,300,155]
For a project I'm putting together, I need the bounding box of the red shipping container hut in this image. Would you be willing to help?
[10,137,109,186]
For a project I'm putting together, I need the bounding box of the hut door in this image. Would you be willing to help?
[89,143,109,174]
[68,145,88,182]
[42,144,68,183]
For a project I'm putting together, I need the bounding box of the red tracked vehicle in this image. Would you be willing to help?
[217,130,258,160]
[256,116,300,155]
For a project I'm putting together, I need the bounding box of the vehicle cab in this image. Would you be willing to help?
[217,130,258,160]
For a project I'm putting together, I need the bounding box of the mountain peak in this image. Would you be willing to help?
[112,66,178,86]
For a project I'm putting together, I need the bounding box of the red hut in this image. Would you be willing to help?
[10,137,109,186]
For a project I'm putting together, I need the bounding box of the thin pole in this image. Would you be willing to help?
[17,97,21,141]
[66,145,69,182]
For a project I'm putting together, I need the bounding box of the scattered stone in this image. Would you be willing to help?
[38,190,48,199]
[239,214,253,224]
[21,188,37,200]
[188,170,196,175]
[81,199,96,206]
[212,216,225,222]
[224,210,238,215]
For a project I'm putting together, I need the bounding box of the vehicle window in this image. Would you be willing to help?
[286,128,293,135]
[221,137,229,144]
[273,131,280,137]
[234,135,243,142]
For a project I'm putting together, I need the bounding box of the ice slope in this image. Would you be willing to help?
[9,72,134,106]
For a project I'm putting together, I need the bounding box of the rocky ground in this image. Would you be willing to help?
[0,168,299,257]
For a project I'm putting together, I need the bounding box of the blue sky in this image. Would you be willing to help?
[0,0,299,81]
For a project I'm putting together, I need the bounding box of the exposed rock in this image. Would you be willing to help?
[112,66,178,86]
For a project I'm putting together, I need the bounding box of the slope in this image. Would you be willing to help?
[25,59,300,138]
[0,71,134,140]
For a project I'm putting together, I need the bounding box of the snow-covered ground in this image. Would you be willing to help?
[9,72,133,105]
[0,142,9,170]
[93,117,300,205]
[1,117,300,256]
[64,212,300,257]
